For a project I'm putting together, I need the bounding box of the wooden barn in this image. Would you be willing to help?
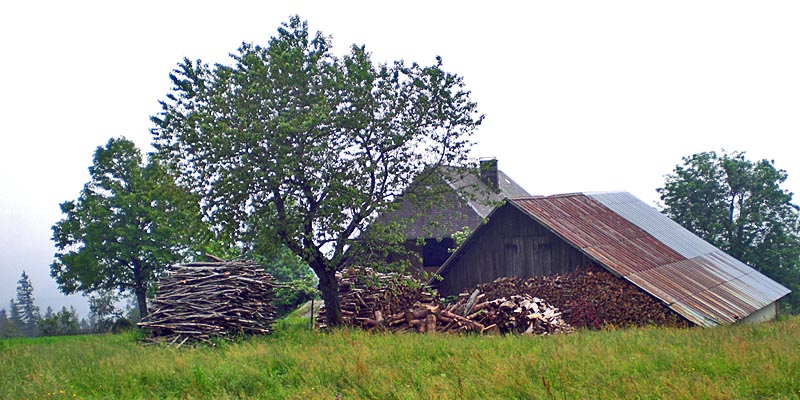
[432,192,791,326]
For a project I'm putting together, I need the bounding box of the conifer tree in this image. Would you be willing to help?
[15,271,40,336]
[7,298,23,337]
[0,308,11,338]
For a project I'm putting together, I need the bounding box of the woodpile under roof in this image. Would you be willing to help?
[474,264,690,329]
[320,263,689,334]
[138,260,277,346]
[318,268,572,335]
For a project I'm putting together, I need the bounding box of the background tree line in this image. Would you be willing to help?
[0,271,140,338]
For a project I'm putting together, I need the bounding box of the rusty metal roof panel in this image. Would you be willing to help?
[623,252,783,326]
[623,251,790,327]
[507,193,791,327]
[672,281,760,326]
[710,251,793,301]
[588,191,718,258]
[668,301,720,327]
[511,195,684,276]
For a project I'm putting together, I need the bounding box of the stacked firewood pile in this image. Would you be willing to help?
[138,260,277,346]
[440,291,572,335]
[472,265,690,329]
[318,268,571,335]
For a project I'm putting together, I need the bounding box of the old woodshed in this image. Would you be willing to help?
[432,192,791,327]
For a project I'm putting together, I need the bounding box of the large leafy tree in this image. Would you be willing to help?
[151,16,482,325]
[51,137,209,318]
[658,150,800,311]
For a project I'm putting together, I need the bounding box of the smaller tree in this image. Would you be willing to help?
[15,271,40,337]
[5,299,22,337]
[60,306,80,335]
[79,317,92,332]
[37,312,59,336]
[38,306,80,336]
[51,137,211,318]
[88,290,123,332]
[0,308,13,338]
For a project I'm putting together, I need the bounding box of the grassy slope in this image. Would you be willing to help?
[1,316,799,400]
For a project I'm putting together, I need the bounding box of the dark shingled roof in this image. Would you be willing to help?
[377,164,531,239]
[445,167,531,218]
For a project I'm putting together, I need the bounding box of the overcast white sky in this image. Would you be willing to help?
[2,1,799,317]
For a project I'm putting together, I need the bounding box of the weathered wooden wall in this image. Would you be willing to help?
[437,204,593,296]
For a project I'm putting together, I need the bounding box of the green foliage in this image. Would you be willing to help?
[88,289,123,332]
[151,16,482,326]
[37,307,79,336]
[271,284,318,318]
[255,246,318,317]
[659,150,800,312]
[0,308,17,338]
[51,137,211,318]
[450,225,473,251]
[1,317,799,399]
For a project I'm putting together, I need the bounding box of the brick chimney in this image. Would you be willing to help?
[479,158,499,190]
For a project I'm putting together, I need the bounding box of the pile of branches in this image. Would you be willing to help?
[138,260,277,346]
[319,268,571,335]
[472,265,690,329]
[317,268,436,330]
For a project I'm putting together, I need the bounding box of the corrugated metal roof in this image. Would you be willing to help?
[625,252,785,326]
[507,192,791,327]
[511,194,685,276]
[588,192,718,258]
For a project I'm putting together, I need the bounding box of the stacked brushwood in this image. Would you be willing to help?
[471,265,690,329]
[316,268,438,330]
[318,268,571,335]
[138,260,277,346]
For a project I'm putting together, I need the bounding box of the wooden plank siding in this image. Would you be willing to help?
[436,204,592,296]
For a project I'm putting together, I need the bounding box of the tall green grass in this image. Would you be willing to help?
[1,316,798,399]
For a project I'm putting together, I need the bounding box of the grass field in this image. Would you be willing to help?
[1,315,799,399]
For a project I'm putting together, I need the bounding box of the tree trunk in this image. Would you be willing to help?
[317,268,343,327]
[134,284,148,319]
[132,264,149,318]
